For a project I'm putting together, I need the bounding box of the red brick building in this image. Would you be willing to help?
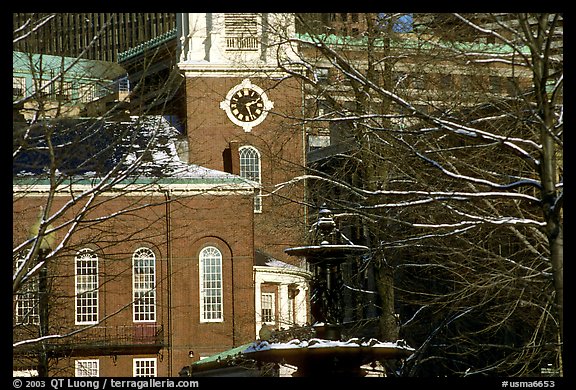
[13,117,268,376]
[177,13,307,263]
[13,13,312,378]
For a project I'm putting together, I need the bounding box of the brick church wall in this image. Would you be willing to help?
[184,76,307,264]
[13,189,256,376]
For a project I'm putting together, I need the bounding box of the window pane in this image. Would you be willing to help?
[133,248,156,322]
[239,146,262,212]
[133,358,156,377]
[13,77,26,99]
[261,292,275,324]
[14,253,40,325]
[199,247,223,322]
[75,360,99,377]
[75,249,98,324]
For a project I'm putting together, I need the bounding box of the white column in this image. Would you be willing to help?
[208,13,224,63]
[278,283,289,329]
[187,13,207,62]
[176,13,188,63]
[254,279,262,339]
[295,283,308,325]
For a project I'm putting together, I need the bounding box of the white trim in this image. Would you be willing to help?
[261,292,275,324]
[253,265,311,338]
[220,79,274,132]
[253,265,311,279]
[75,248,99,325]
[199,246,224,323]
[75,359,99,377]
[178,64,290,79]
[13,182,256,197]
[133,358,157,377]
[132,247,157,323]
[239,145,263,212]
[13,369,39,377]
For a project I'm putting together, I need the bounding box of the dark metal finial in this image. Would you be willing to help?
[316,205,336,244]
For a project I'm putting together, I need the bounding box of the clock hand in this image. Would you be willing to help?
[246,105,254,120]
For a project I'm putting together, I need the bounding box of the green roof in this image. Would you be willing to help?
[191,343,253,366]
[13,51,126,81]
[296,32,530,55]
[118,28,177,62]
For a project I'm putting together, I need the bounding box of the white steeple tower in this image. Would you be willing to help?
[177,13,299,78]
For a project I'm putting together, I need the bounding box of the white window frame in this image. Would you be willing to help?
[314,67,330,84]
[14,254,39,325]
[239,145,262,213]
[199,246,223,322]
[79,83,96,103]
[37,78,55,98]
[75,248,99,325]
[132,247,157,323]
[75,359,99,377]
[57,81,74,102]
[261,292,275,324]
[133,358,157,377]
[13,76,27,99]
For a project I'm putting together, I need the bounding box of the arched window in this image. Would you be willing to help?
[132,247,156,322]
[75,248,98,324]
[239,145,262,212]
[199,246,223,322]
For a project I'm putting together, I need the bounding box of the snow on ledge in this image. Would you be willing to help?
[244,337,414,353]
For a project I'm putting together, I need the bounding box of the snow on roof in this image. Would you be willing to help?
[241,336,415,369]
[265,258,299,269]
[13,115,256,188]
[255,249,301,269]
[117,116,239,180]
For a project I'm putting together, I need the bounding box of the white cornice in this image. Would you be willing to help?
[177,62,291,79]
[13,182,255,197]
[253,265,312,280]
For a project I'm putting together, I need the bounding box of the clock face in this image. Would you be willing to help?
[230,88,264,122]
[220,79,274,132]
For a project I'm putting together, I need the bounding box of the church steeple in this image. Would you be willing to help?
[175,13,306,264]
[177,13,298,77]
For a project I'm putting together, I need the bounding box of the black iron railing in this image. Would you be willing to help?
[14,323,165,357]
[67,323,164,347]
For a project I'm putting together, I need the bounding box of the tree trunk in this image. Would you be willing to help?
[375,260,399,341]
[548,217,563,346]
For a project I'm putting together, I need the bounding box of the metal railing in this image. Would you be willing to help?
[66,323,164,347]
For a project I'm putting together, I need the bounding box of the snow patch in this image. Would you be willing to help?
[243,338,414,353]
